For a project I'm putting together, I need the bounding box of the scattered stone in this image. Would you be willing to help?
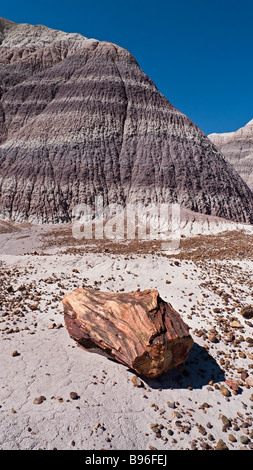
[69,391,79,400]
[197,424,207,436]
[216,439,228,450]
[231,321,243,328]
[131,375,144,388]
[245,376,253,387]
[239,352,246,358]
[246,336,253,344]
[219,384,231,397]
[225,379,239,392]
[167,401,176,409]
[213,308,221,313]
[228,434,237,442]
[63,287,194,378]
[150,423,161,437]
[241,371,248,381]
[240,435,250,445]
[240,306,253,319]
[28,302,39,311]
[11,350,20,357]
[208,332,218,343]
[219,414,232,428]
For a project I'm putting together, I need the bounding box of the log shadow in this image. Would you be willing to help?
[139,342,225,390]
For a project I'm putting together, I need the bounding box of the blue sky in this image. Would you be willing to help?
[1,0,253,135]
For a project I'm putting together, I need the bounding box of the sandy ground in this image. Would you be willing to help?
[0,220,253,451]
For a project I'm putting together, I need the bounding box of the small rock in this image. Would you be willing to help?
[219,384,231,397]
[240,435,250,445]
[131,375,143,388]
[213,307,220,313]
[241,371,248,381]
[33,396,46,405]
[246,337,253,344]
[167,401,176,409]
[208,332,218,343]
[28,302,39,311]
[225,379,239,392]
[245,376,253,387]
[70,391,79,400]
[11,350,20,357]
[240,306,253,319]
[239,352,246,358]
[228,434,237,442]
[219,414,231,428]
[231,321,243,328]
[216,439,228,450]
[197,424,207,436]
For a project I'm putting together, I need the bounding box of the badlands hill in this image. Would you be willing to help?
[209,119,253,191]
[0,18,253,224]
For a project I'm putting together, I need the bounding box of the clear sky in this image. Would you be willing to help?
[1,0,253,135]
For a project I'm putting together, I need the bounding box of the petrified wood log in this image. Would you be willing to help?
[62,288,194,378]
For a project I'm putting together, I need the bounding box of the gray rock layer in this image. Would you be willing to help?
[0,18,253,224]
[209,119,253,191]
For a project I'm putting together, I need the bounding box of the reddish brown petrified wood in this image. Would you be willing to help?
[62,288,194,378]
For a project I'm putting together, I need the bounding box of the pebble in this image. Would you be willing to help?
[167,401,176,409]
[131,375,143,388]
[216,439,228,450]
[219,414,232,428]
[240,435,250,445]
[246,337,253,344]
[219,385,231,397]
[208,332,218,343]
[11,350,20,357]
[225,379,239,392]
[245,376,253,387]
[240,306,253,319]
[197,424,207,436]
[150,424,159,433]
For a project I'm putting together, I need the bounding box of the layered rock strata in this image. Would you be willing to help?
[63,287,194,378]
[0,18,253,224]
